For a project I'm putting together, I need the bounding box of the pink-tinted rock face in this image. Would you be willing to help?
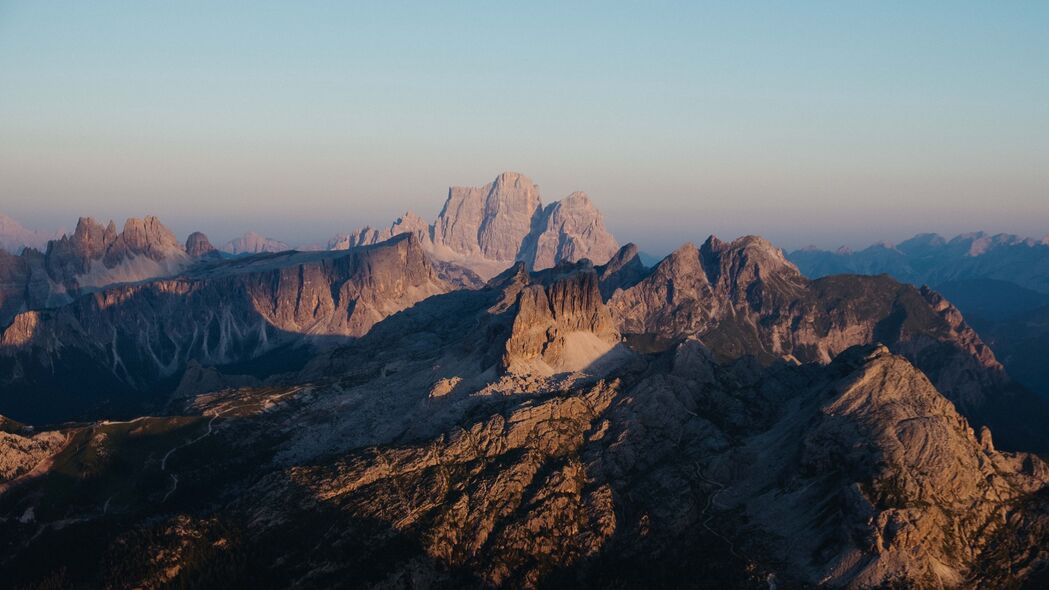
[329,172,619,279]
[431,171,542,261]
[523,192,619,271]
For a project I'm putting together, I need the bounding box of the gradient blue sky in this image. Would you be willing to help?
[1,1,1047,253]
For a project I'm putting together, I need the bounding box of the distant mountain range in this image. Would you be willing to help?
[0,214,61,254]
[789,232,1049,294]
[788,234,1049,400]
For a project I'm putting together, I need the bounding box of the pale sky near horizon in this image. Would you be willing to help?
[1,1,1047,254]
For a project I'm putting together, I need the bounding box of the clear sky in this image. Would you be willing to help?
[1,1,1046,253]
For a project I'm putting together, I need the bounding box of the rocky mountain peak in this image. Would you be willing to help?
[502,265,622,375]
[48,215,189,275]
[184,231,217,257]
[431,171,542,262]
[390,210,429,241]
[337,173,619,279]
[596,242,646,298]
[897,232,947,255]
[117,216,183,260]
[524,189,619,271]
[699,234,802,292]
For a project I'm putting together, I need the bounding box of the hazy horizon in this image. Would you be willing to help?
[2,2,1047,253]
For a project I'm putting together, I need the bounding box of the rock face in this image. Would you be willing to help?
[520,191,621,271]
[328,172,620,278]
[0,416,65,484]
[223,231,291,255]
[797,347,1042,586]
[0,234,456,423]
[184,231,218,258]
[327,210,430,251]
[726,345,1049,588]
[434,171,542,261]
[502,262,622,375]
[44,216,190,289]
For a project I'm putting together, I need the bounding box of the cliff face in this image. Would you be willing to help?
[433,171,543,261]
[502,264,621,375]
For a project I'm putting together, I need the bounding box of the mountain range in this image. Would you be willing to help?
[789,235,1049,402]
[2,175,1049,588]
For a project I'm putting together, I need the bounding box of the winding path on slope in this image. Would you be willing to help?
[696,467,780,590]
[158,386,305,502]
[695,468,741,559]
[160,412,222,502]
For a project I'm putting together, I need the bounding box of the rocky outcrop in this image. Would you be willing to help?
[0,422,65,482]
[222,231,290,255]
[502,263,621,375]
[44,216,191,288]
[328,172,620,279]
[184,231,217,258]
[328,210,430,251]
[607,236,806,349]
[704,345,1049,588]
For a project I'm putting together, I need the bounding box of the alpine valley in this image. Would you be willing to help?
[3,173,1049,589]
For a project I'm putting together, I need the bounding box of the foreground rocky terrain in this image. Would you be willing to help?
[2,228,1049,588]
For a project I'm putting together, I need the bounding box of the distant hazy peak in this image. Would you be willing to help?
[0,213,57,253]
[223,231,291,255]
